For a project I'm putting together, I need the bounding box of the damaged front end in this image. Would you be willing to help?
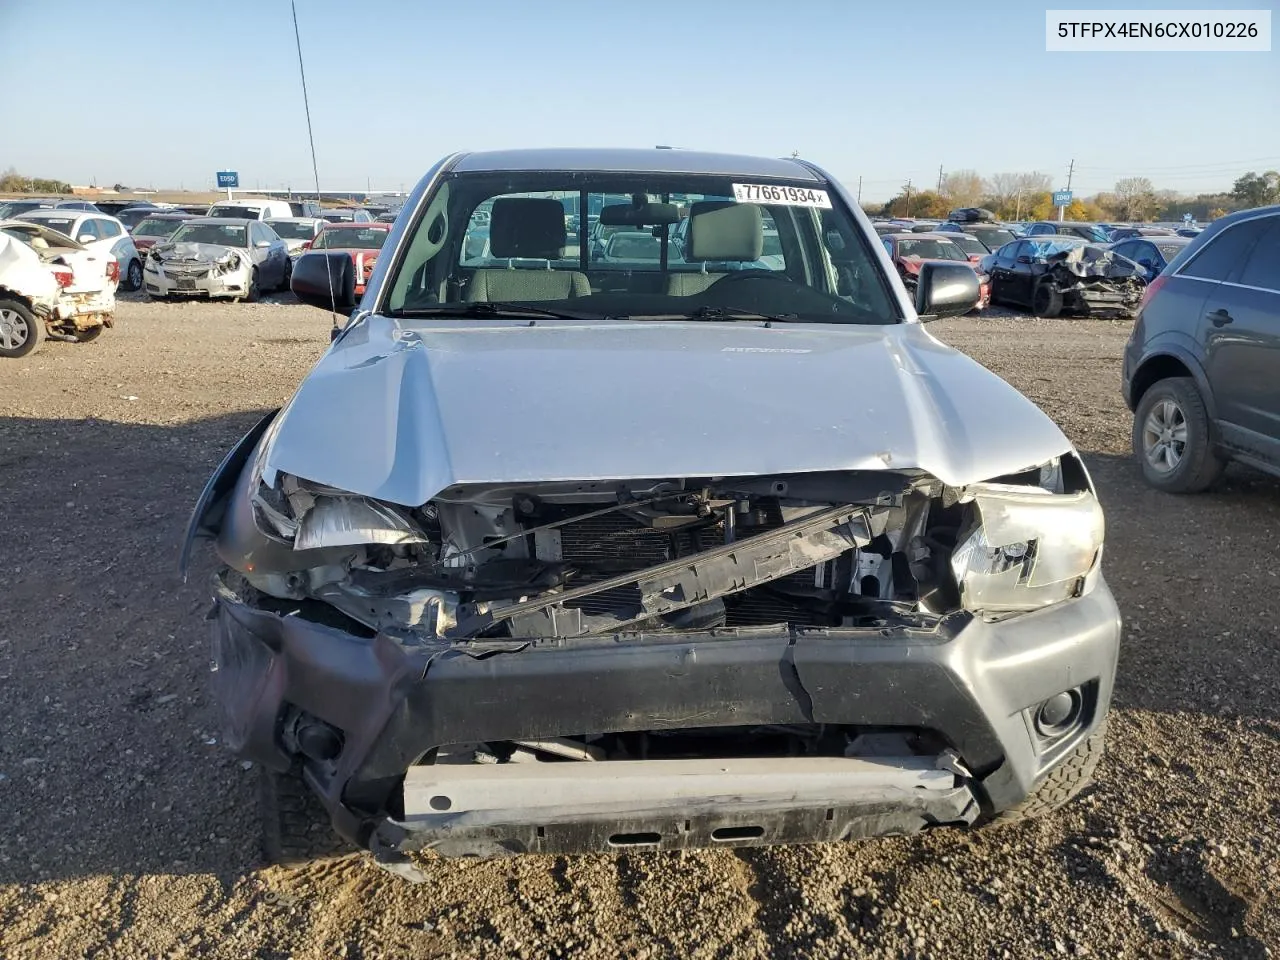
[145,242,251,299]
[1043,246,1146,317]
[188,422,1118,865]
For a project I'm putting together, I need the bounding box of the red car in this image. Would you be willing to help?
[880,232,990,311]
[306,223,391,295]
[130,213,197,254]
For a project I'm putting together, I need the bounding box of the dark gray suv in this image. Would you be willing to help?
[1122,205,1280,492]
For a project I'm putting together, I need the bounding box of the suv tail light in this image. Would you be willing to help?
[52,267,74,288]
[106,260,120,284]
[1138,273,1167,311]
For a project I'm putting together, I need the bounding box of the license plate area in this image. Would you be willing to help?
[176,277,196,290]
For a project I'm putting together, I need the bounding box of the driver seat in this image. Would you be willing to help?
[666,201,764,296]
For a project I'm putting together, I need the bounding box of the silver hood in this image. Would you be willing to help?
[152,241,242,263]
[262,316,1073,506]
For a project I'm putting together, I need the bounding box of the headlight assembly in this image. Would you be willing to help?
[950,483,1104,615]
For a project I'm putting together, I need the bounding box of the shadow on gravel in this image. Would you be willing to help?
[1080,451,1280,724]
[0,411,279,887]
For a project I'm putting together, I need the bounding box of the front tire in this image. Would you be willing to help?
[1031,281,1063,318]
[0,299,45,358]
[1133,377,1224,493]
[990,719,1107,825]
[259,765,352,866]
[242,268,260,304]
[125,258,144,291]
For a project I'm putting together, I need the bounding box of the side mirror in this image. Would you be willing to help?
[291,251,356,311]
[915,262,981,320]
[301,240,312,250]
[1016,255,1033,264]
[77,234,95,244]
[255,239,271,248]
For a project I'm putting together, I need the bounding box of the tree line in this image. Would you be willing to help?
[1,167,73,195]
[874,169,1280,222]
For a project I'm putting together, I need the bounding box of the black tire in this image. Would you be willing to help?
[990,719,1107,825]
[72,326,105,343]
[125,258,144,291]
[0,298,45,358]
[279,257,292,292]
[1031,281,1063,318]
[259,765,352,866]
[243,268,260,304]
[1132,377,1224,493]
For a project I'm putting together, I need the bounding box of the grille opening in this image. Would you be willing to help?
[711,825,765,842]
[608,831,662,847]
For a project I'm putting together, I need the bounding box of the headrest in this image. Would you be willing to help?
[686,201,764,262]
[489,198,566,259]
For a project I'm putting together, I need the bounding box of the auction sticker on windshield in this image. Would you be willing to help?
[732,184,833,208]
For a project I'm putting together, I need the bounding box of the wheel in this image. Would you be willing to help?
[72,326,104,343]
[1133,377,1224,493]
[0,298,45,358]
[279,257,292,292]
[259,765,352,866]
[242,268,260,303]
[1031,281,1063,318]
[990,719,1107,825]
[125,258,144,291]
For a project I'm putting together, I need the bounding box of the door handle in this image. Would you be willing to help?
[1208,309,1233,327]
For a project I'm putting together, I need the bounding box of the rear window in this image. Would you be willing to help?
[896,238,968,261]
[945,234,987,258]
[209,206,263,219]
[1179,217,1273,282]
[267,220,320,240]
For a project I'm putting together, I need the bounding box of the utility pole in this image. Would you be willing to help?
[937,164,944,193]
[904,179,913,217]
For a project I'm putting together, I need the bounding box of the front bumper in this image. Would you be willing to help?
[145,262,249,298]
[210,576,1121,858]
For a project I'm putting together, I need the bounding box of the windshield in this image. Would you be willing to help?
[21,215,78,237]
[209,206,262,220]
[0,201,53,218]
[385,172,898,325]
[168,223,248,247]
[943,235,987,258]
[266,220,319,240]
[970,228,1015,250]
[1029,238,1087,258]
[133,218,186,238]
[896,238,968,261]
[312,226,388,250]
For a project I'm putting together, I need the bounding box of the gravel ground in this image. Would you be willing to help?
[1,297,1278,960]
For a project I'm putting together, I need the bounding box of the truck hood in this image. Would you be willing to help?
[263,316,1072,506]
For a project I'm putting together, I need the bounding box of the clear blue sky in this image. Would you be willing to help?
[1,0,1276,200]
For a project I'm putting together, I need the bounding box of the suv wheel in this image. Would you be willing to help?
[1133,377,1224,493]
[990,719,1107,825]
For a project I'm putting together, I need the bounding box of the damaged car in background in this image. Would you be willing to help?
[1,218,117,357]
[144,217,290,302]
[984,235,1145,318]
[183,148,1120,878]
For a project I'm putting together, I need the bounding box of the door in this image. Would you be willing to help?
[251,223,283,286]
[1200,215,1280,462]
[987,240,1020,305]
[1008,240,1039,306]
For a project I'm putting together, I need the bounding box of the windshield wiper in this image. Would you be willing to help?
[621,305,802,323]
[387,302,609,321]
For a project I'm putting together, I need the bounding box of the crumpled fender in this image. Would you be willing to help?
[178,410,279,580]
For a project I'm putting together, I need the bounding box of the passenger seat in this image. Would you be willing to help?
[467,198,589,302]
[666,201,765,296]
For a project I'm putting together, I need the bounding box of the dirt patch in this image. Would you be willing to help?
[1,303,1278,958]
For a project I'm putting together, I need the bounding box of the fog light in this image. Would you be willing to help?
[1035,689,1082,736]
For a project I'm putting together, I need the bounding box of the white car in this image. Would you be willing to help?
[144,218,291,302]
[14,210,143,291]
[264,217,326,257]
[0,218,118,357]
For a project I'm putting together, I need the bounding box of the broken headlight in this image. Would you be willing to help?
[950,484,1104,615]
